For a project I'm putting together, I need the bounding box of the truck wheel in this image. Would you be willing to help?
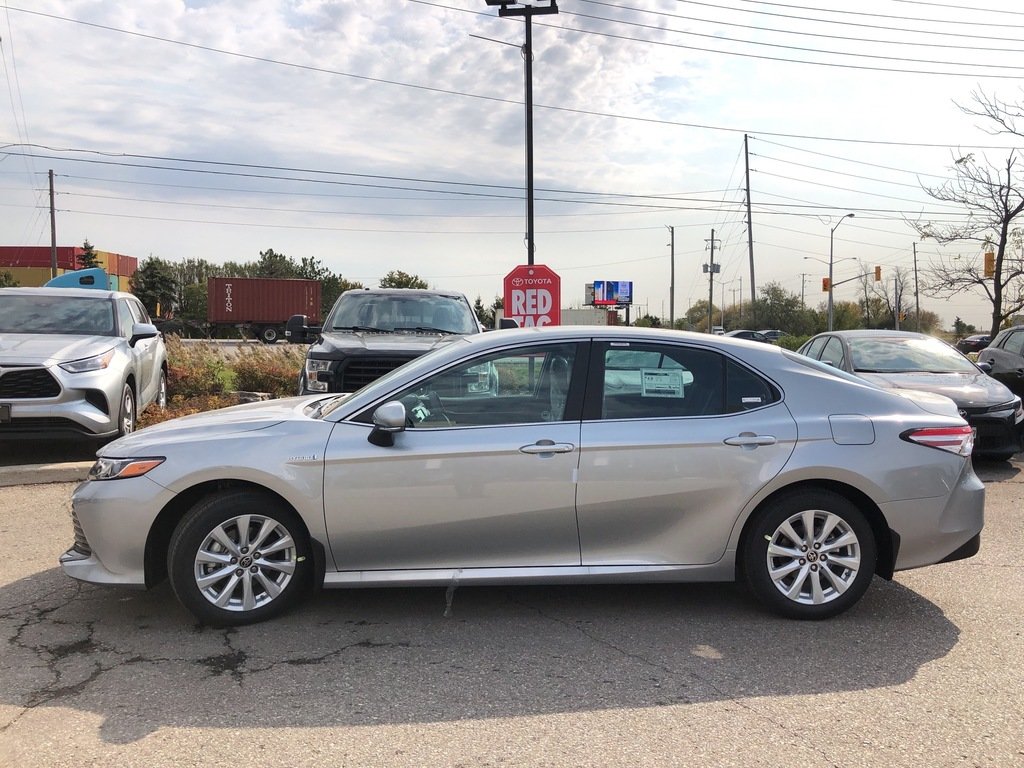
[258,326,279,344]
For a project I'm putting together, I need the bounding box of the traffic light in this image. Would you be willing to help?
[874,265,882,282]
[984,251,995,278]
[822,277,831,292]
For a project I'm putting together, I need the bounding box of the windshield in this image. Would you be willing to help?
[326,292,477,334]
[0,294,116,335]
[849,336,977,374]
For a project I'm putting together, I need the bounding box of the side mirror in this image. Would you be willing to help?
[368,401,407,447]
[498,318,519,330]
[286,314,323,344]
[977,361,993,373]
[129,322,159,347]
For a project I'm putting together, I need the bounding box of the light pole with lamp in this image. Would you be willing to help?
[484,0,559,266]
[804,255,854,327]
[828,213,855,331]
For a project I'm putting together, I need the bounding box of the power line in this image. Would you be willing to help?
[5,5,1022,147]
[577,0,1024,52]
[562,4,1024,70]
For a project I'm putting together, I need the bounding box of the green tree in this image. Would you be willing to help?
[0,270,18,287]
[254,248,299,278]
[379,270,428,289]
[473,296,495,328]
[130,257,179,317]
[684,300,717,332]
[78,239,101,269]
[634,314,662,328]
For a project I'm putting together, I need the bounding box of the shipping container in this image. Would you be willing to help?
[207,277,322,344]
[0,246,79,271]
[2,266,68,287]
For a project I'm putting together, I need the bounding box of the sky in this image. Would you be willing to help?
[2,0,1023,330]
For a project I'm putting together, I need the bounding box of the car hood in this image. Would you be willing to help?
[858,370,1014,407]
[98,396,323,455]
[310,330,459,357]
[0,333,115,364]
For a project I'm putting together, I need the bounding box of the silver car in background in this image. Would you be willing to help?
[63,327,983,626]
[0,287,167,440]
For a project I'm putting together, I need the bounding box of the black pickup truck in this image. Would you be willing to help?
[287,288,482,395]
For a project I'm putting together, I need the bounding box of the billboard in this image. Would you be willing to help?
[592,280,632,306]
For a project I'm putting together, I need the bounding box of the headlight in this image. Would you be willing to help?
[1014,397,1024,424]
[305,359,331,393]
[60,349,115,373]
[88,457,165,481]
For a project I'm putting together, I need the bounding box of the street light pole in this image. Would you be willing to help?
[828,213,855,331]
[666,225,675,327]
[485,0,559,266]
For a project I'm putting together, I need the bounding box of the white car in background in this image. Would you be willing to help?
[0,287,167,440]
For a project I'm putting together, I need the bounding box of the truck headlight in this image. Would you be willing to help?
[305,359,331,393]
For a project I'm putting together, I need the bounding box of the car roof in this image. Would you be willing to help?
[0,286,130,300]
[814,330,928,340]
[340,288,469,299]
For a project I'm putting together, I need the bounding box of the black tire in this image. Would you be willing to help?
[258,326,279,344]
[743,489,876,620]
[155,370,168,409]
[977,451,1014,463]
[168,490,312,626]
[117,383,136,437]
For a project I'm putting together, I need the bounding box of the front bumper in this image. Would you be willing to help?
[60,475,176,588]
[968,410,1023,458]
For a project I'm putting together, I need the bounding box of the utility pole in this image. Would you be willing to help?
[800,273,808,308]
[667,225,675,327]
[913,242,921,330]
[744,134,756,323]
[485,0,559,266]
[49,170,57,279]
[704,229,721,332]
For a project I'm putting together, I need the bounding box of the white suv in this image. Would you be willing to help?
[0,287,167,440]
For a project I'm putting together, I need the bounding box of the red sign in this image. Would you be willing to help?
[503,264,561,327]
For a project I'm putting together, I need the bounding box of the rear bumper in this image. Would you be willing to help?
[886,458,985,572]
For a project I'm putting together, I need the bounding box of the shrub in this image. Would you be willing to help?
[232,344,306,398]
[163,336,228,398]
[137,340,306,430]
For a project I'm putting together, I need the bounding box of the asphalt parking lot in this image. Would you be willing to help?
[0,461,1022,767]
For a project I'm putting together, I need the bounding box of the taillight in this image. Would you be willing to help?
[902,425,974,456]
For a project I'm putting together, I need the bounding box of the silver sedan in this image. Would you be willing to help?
[62,327,984,625]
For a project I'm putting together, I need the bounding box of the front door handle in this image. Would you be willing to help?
[520,440,575,455]
[724,433,777,449]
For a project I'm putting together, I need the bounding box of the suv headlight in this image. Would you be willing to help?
[60,349,115,373]
[305,359,331,392]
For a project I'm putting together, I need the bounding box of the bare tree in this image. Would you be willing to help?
[913,90,1024,337]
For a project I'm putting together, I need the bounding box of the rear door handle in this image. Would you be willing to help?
[724,434,777,448]
[520,441,575,455]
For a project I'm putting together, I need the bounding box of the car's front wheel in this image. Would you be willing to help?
[168,490,312,626]
[156,370,168,408]
[743,490,876,619]
[117,383,136,437]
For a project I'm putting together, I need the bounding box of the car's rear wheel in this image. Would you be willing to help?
[168,491,312,626]
[117,383,136,437]
[743,490,876,619]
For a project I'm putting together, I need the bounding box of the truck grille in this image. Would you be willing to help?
[0,367,61,398]
[335,357,417,392]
